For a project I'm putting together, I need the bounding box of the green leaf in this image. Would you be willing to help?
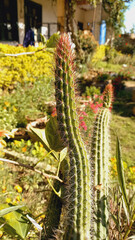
[116,137,130,219]
[46,32,60,48]
[59,147,67,163]
[45,116,66,152]
[30,127,58,160]
[0,205,25,217]
[40,34,47,45]
[0,204,31,239]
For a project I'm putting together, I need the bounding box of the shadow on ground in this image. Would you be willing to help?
[113,84,135,117]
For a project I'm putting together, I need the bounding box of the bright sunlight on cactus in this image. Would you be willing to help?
[48,33,113,239]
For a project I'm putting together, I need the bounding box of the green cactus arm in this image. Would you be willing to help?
[91,107,110,240]
[55,33,91,239]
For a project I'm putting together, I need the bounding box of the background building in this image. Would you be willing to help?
[0,0,110,45]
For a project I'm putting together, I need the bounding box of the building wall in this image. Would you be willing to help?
[75,3,109,43]
[16,1,110,44]
[57,0,65,32]
[17,0,57,44]
[17,0,25,44]
[32,0,57,22]
[74,7,85,31]
[33,0,57,40]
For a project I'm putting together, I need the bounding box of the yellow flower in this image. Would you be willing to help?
[0,160,3,164]
[22,147,27,153]
[113,165,117,171]
[0,140,6,149]
[123,161,127,169]
[40,214,45,219]
[111,157,116,162]
[2,186,6,193]
[14,140,21,146]
[6,197,11,203]
[4,101,10,107]
[0,230,3,237]
[16,195,21,202]
[130,166,135,174]
[39,143,43,148]
[13,106,18,112]
[14,184,23,193]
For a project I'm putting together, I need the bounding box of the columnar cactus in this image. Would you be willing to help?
[55,33,92,239]
[91,108,110,240]
[43,34,113,240]
[91,84,113,240]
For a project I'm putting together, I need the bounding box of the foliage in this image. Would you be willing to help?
[76,30,98,65]
[82,85,100,98]
[92,45,122,64]
[109,138,135,239]
[102,0,131,34]
[8,140,50,163]
[0,114,68,239]
[91,44,135,77]
[112,74,126,95]
[0,204,31,240]
[0,44,54,89]
[104,46,120,62]
[113,34,135,55]
[0,77,54,130]
[91,44,107,64]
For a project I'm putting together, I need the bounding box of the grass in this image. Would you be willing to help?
[110,113,135,165]
[110,88,135,162]
[91,61,122,73]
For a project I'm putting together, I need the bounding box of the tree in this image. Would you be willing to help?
[65,0,99,56]
[102,0,133,34]
[65,0,133,38]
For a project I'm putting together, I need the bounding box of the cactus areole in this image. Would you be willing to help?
[55,33,91,239]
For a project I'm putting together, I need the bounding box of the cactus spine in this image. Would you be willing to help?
[55,34,91,239]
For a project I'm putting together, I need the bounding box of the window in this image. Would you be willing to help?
[78,21,83,31]
[24,0,42,41]
[0,0,18,41]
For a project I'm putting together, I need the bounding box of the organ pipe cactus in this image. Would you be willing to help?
[45,34,113,239]
[55,33,92,239]
[91,84,113,240]
[91,110,110,239]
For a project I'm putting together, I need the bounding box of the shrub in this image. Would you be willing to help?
[82,86,100,98]
[0,44,54,89]
[0,77,54,130]
[113,35,135,55]
[112,74,126,95]
[76,30,98,64]
[91,44,107,64]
